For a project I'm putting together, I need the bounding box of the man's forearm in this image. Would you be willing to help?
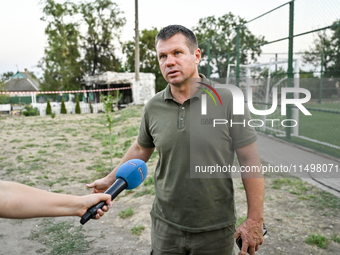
[241,177,264,221]
[236,142,264,221]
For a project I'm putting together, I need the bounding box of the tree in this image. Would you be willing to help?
[61,97,67,114]
[101,94,115,168]
[39,0,125,91]
[0,72,11,104]
[46,99,52,115]
[0,81,9,104]
[192,13,266,78]
[75,95,81,114]
[302,20,340,78]
[39,0,82,91]
[302,30,334,77]
[1,71,14,81]
[79,0,126,75]
[330,21,340,77]
[123,28,167,92]
[302,21,340,99]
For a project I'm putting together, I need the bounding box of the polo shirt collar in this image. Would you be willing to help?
[164,84,173,101]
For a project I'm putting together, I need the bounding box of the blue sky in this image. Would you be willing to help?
[0,0,339,78]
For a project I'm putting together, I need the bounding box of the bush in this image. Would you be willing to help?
[75,95,81,114]
[60,98,67,114]
[46,99,52,115]
[0,94,9,104]
[22,105,39,116]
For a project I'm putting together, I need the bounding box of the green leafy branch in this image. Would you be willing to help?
[101,92,120,168]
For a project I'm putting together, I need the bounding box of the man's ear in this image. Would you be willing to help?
[195,48,201,64]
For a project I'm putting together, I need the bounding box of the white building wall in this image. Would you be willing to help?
[83,72,156,105]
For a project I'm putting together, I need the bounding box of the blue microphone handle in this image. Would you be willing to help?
[80,178,127,225]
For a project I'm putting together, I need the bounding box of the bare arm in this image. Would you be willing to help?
[87,140,155,193]
[0,180,112,219]
[235,141,265,255]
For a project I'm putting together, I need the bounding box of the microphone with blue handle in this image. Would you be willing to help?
[80,159,147,225]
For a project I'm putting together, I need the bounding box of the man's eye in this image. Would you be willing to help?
[175,51,181,55]
[160,55,166,59]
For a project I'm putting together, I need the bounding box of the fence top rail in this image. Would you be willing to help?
[208,21,340,60]
[246,0,293,24]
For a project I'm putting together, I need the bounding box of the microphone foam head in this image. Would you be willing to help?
[116,159,148,189]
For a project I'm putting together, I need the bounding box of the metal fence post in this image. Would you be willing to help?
[275,53,278,75]
[207,40,211,78]
[236,26,241,87]
[286,0,294,140]
[227,54,230,82]
[319,52,324,104]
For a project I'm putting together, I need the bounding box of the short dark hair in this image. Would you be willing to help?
[155,25,198,53]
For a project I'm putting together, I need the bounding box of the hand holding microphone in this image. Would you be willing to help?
[81,159,147,225]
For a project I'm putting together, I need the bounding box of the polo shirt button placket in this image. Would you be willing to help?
[179,105,185,129]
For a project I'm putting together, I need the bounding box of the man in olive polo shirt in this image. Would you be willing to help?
[88,25,265,255]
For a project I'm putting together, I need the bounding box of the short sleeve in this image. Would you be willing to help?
[137,107,155,148]
[230,104,257,149]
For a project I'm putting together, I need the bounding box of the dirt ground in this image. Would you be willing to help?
[0,107,339,255]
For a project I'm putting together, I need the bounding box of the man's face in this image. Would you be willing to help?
[156,33,201,87]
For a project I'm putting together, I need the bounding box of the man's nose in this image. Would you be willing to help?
[165,54,176,66]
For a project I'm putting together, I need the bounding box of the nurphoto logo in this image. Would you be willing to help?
[198,82,312,128]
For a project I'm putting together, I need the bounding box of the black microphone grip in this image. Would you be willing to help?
[80,178,128,225]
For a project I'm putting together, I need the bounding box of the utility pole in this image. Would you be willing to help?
[135,0,139,82]
[134,0,140,104]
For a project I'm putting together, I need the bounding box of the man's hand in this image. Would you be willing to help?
[235,218,264,255]
[86,176,115,194]
[86,142,154,195]
[235,142,265,254]
[86,141,154,194]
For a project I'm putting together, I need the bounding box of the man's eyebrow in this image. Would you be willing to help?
[172,47,185,52]
[157,46,186,56]
[157,52,165,57]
